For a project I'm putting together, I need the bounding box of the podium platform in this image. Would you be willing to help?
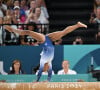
[0,82,100,90]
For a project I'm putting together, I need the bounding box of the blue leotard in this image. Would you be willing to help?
[40,36,54,64]
[36,36,54,81]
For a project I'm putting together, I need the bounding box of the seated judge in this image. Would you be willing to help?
[8,60,25,74]
[57,60,77,75]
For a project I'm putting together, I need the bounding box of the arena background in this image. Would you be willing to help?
[0,46,63,74]
[1,0,100,89]
[0,45,100,74]
[64,45,100,73]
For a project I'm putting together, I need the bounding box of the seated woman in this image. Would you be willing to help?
[9,60,25,74]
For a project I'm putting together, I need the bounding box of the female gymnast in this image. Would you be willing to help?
[4,22,87,82]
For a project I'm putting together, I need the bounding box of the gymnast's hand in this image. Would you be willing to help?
[4,25,13,32]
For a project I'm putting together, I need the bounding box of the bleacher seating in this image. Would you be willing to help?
[47,0,96,44]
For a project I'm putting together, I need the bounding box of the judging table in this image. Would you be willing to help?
[0,74,99,90]
[0,74,97,82]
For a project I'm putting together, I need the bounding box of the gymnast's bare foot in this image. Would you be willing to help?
[77,22,87,28]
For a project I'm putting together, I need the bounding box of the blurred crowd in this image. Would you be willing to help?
[89,0,100,44]
[0,0,49,46]
[0,0,100,45]
[72,0,100,45]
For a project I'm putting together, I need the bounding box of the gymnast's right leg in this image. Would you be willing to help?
[36,62,44,82]
[4,25,45,43]
[47,63,52,81]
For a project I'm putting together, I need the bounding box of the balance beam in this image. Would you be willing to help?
[0,82,100,90]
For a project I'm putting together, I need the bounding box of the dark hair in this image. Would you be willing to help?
[9,60,24,74]
[26,21,38,32]
[33,64,40,74]
[76,42,80,44]
[75,36,82,39]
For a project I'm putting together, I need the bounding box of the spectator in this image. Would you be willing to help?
[0,61,8,75]
[34,7,41,23]
[0,0,7,17]
[3,16,19,45]
[35,7,49,33]
[20,21,39,45]
[26,21,38,32]
[33,40,40,46]
[6,9,13,17]
[25,8,43,24]
[13,6,26,28]
[36,63,55,75]
[5,9,17,24]
[73,36,83,45]
[89,0,100,23]
[90,6,100,33]
[5,9,13,22]
[13,0,20,7]
[25,0,36,17]
[25,12,35,24]
[95,31,100,44]
[25,0,49,26]
[13,0,26,24]
[0,17,3,45]
[91,7,100,24]
[6,0,13,9]
[89,12,96,23]
[35,6,49,24]
[54,39,62,45]
[94,0,100,10]
[13,6,21,24]
[20,0,28,11]
[57,60,77,75]
[9,60,25,74]
[36,0,49,19]
[25,11,43,33]
[32,64,40,74]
